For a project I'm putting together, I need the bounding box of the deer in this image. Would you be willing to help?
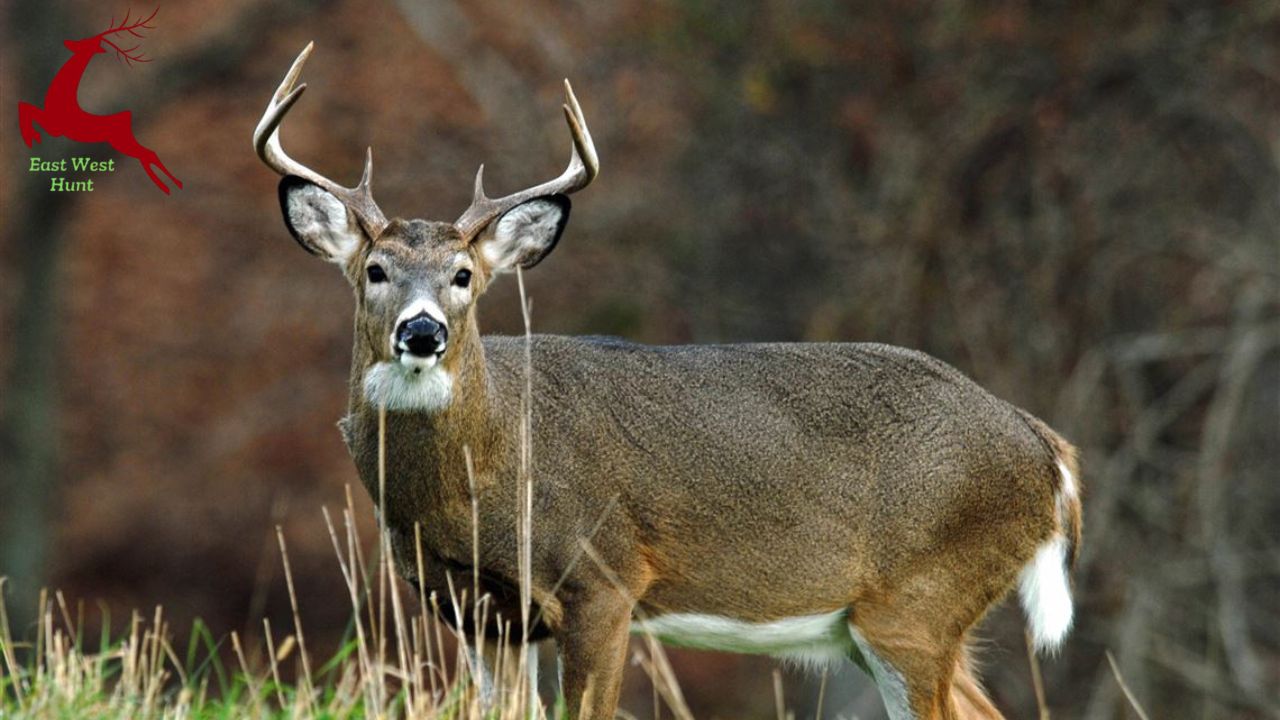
[254,43,1083,720]
[18,8,182,195]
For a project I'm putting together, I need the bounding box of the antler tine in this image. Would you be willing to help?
[454,79,600,239]
[253,43,387,237]
[100,7,158,37]
[100,38,151,64]
[562,79,599,184]
[97,7,160,66]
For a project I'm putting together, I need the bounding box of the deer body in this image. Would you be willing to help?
[18,10,182,194]
[255,44,1082,720]
[348,335,1063,618]
[343,334,1077,717]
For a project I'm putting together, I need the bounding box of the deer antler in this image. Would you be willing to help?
[253,43,388,238]
[97,7,159,66]
[453,80,599,240]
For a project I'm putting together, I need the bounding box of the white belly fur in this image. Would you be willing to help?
[631,610,852,670]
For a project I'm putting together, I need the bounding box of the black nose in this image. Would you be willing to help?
[397,314,448,356]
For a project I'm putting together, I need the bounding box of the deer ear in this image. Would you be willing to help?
[278,176,366,264]
[475,195,570,273]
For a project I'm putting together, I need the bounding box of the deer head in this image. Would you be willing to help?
[253,44,598,412]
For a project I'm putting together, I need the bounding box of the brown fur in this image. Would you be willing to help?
[1014,408,1084,568]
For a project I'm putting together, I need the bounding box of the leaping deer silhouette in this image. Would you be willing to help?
[18,8,181,194]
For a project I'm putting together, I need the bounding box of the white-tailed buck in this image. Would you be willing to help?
[255,43,1082,720]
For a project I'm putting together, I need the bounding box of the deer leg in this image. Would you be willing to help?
[525,643,542,719]
[949,649,1003,720]
[847,613,933,720]
[137,160,172,194]
[127,143,181,195]
[467,641,497,708]
[18,102,44,147]
[849,600,1003,720]
[557,590,632,720]
[468,638,544,718]
[135,154,183,193]
[100,111,182,193]
[144,154,183,190]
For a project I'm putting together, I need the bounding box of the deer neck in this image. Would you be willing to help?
[342,312,505,527]
[45,51,93,109]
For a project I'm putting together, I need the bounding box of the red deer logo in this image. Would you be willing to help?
[17,8,181,194]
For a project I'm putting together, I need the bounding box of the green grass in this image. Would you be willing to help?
[0,586,565,720]
[0,512,567,720]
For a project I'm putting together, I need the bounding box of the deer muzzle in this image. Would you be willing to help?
[396,313,448,361]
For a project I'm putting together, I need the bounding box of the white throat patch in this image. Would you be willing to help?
[363,360,453,412]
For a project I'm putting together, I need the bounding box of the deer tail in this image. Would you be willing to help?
[1014,409,1083,654]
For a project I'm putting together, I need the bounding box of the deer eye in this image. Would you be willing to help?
[366,264,387,283]
[453,269,472,288]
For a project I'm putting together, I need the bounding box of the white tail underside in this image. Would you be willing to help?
[1019,462,1077,653]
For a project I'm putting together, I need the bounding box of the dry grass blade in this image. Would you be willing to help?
[160,633,187,689]
[53,591,75,640]
[322,506,372,677]
[413,522,444,704]
[275,527,314,709]
[773,669,786,720]
[262,617,287,710]
[1106,650,1152,720]
[376,402,390,707]
[0,578,27,710]
[343,484,381,699]
[464,445,482,631]
[231,630,265,717]
[514,265,539,718]
[516,266,534,642]
[1025,628,1050,719]
[814,667,828,720]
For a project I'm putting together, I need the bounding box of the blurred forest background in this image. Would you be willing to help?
[2,0,1278,717]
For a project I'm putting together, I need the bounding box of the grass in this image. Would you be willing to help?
[0,494,698,720]
[0,513,1155,720]
[0,503,555,720]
